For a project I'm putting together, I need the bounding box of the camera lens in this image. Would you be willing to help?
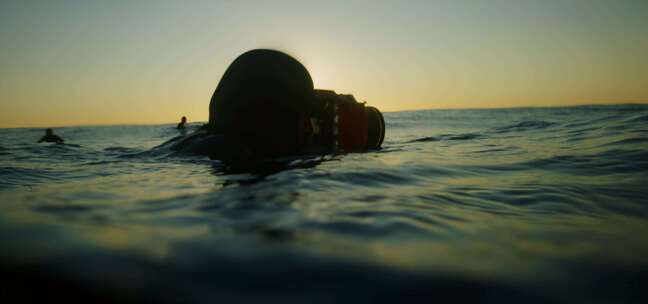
[366,106,385,150]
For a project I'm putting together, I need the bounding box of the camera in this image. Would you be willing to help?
[208,49,385,160]
[309,89,385,153]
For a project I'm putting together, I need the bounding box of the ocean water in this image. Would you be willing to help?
[1,104,648,303]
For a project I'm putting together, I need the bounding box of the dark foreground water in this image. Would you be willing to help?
[1,105,648,303]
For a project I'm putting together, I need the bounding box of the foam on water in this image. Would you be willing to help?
[1,104,648,303]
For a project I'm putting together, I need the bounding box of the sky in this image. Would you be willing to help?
[1,0,647,128]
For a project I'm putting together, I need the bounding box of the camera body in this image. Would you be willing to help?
[308,89,384,154]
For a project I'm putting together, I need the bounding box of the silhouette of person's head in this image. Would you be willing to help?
[46,128,53,136]
[177,116,187,130]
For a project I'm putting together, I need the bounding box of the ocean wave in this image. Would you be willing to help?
[491,120,556,133]
[103,146,142,153]
[0,166,63,188]
[601,137,648,147]
[35,205,95,213]
[408,133,483,143]
[624,114,648,123]
[318,167,423,187]
[519,149,648,174]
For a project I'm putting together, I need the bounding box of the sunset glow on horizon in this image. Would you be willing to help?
[1,0,647,128]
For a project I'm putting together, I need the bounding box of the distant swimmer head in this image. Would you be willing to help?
[39,128,63,144]
[177,116,187,130]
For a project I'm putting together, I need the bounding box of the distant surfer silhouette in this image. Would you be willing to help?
[38,128,64,144]
[177,116,187,129]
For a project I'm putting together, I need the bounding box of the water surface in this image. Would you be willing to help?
[1,105,648,303]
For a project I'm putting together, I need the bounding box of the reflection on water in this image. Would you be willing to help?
[1,105,648,303]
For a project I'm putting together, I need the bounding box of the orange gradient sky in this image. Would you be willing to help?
[1,0,647,128]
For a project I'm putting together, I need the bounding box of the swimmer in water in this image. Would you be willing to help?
[177,116,187,130]
[38,128,64,144]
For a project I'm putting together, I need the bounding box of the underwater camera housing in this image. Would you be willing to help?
[208,49,385,160]
[310,89,385,153]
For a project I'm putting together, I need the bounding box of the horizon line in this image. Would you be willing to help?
[386,101,648,113]
[2,101,647,129]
